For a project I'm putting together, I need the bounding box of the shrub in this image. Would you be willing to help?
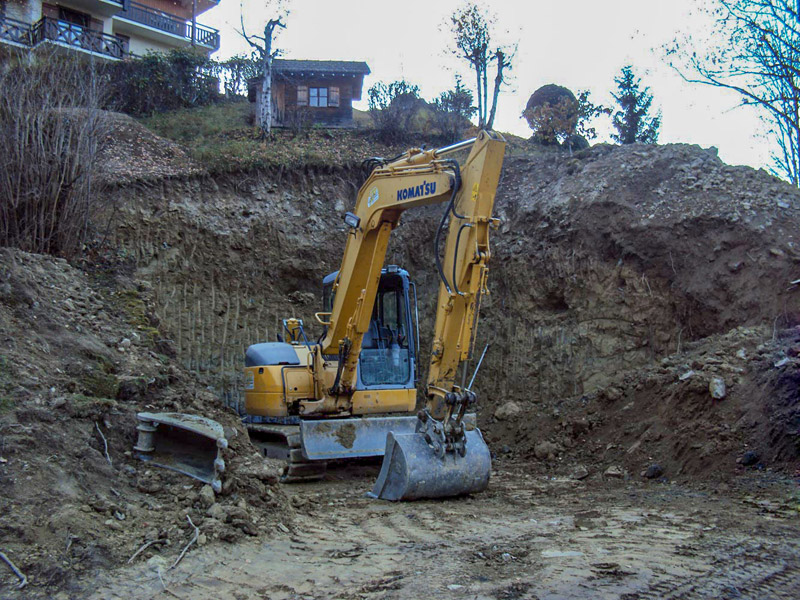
[107,48,222,116]
[432,78,476,142]
[368,80,422,143]
[0,54,109,258]
[522,84,578,145]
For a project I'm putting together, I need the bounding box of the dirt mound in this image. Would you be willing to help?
[97,112,203,184]
[0,248,291,598]
[489,325,800,482]
[475,142,800,480]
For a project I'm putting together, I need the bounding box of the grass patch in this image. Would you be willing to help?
[81,367,120,399]
[138,102,538,174]
[141,100,252,143]
[68,394,117,419]
[111,289,161,346]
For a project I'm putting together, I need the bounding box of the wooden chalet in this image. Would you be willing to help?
[249,59,371,129]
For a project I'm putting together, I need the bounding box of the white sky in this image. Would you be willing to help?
[203,0,775,172]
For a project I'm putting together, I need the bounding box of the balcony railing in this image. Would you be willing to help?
[32,17,126,59]
[0,15,32,46]
[116,1,220,49]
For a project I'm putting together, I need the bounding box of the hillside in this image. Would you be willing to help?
[1,115,799,597]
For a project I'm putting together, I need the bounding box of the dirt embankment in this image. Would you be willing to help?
[0,249,292,597]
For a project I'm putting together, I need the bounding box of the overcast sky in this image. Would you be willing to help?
[203,0,774,172]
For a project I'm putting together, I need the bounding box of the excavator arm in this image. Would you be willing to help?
[321,131,505,404]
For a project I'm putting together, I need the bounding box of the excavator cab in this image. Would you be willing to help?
[322,266,419,391]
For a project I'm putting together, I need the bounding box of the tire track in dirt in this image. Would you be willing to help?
[85,466,800,600]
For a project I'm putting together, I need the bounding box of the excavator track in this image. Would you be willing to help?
[247,423,327,483]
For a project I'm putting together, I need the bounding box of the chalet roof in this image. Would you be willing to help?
[272,60,371,76]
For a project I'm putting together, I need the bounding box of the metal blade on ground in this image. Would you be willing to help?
[299,414,477,461]
[369,428,491,501]
[134,412,227,493]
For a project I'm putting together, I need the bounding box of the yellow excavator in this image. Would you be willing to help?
[134,131,505,501]
[242,131,506,500]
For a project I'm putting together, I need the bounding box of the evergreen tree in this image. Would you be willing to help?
[611,66,660,144]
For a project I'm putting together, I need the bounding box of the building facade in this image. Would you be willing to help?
[249,60,371,129]
[0,0,219,60]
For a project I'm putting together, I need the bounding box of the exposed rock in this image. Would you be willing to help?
[741,450,759,466]
[709,377,727,400]
[494,401,523,421]
[534,441,560,461]
[206,503,228,521]
[571,465,589,480]
[643,464,664,479]
[199,485,216,508]
[603,465,625,479]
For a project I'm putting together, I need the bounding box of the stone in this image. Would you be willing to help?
[709,377,726,400]
[643,464,664,479]
[679,370,695,381]
[534,441,559,461]
[119,338,132,349]
[494,401,523,420]
[603,465,624,479]
[199,484,216,508]
[604,387,623,401]
[741,450,759,466]
[206,503,227,520]
[571,465,589,480]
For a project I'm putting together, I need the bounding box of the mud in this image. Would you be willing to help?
[336,422,357,449]
[86,461,800,600]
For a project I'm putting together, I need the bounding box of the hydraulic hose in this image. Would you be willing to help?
[433,160,463,295]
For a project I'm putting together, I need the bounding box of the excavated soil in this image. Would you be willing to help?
[88,462,800,600]
[0,249,293,597]
[1,127,800,597]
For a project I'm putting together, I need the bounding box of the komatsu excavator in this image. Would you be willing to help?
[134,131,505,501]
[242,131,506,500]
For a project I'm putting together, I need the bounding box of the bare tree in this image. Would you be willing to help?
[0,53,109,258]
[448,2,514,130]
[239,1,288,137]
[671,0,800,186]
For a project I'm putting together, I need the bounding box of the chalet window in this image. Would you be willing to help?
[298,86,340,108]
[309,87,328,108]
[297,85,308,106]
[58,5,91,27]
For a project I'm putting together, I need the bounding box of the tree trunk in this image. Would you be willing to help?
[260,55,272,136]
[256,18,282,137]
[475,67,484,128]
[482,61,488,128]
[486,49,505,130]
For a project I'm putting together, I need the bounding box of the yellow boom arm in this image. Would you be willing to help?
[321,131,506,406]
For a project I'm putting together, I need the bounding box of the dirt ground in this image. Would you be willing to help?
[84,460,800,600]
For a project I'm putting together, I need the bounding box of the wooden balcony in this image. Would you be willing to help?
[1,16,126,60]
[115,1,220,49]
[0,16,32,48]
[32,16,126,59]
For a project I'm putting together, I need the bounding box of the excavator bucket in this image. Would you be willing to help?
[133,412,228,493]
[369,428,491,501]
